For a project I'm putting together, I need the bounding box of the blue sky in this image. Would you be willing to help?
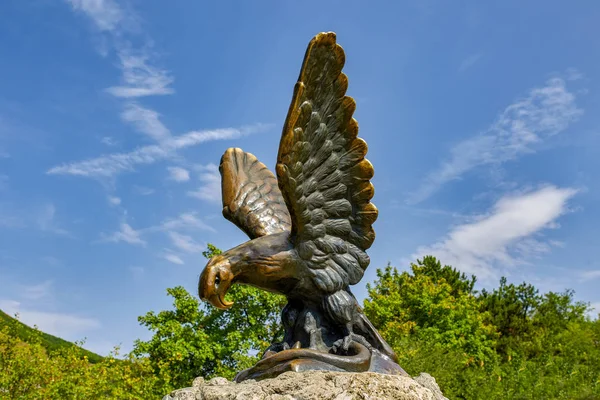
[1,0,599,356]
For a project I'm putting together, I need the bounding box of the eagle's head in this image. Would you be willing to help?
[198,254,235,310]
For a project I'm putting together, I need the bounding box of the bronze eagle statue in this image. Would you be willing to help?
[198,32,404,381]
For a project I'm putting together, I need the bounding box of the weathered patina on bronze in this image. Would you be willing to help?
[198,32,406,382]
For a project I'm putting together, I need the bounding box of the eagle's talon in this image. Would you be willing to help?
[349,332,373,351]
[332,333,372,355]
[331,342,341,354]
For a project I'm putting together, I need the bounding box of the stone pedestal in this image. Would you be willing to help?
[163,371,448,400]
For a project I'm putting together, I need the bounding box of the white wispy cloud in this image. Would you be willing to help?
[408,77,583,204]
[101,136,118,146]
[168,231,204,253]
[0,299,100,339]
[187,163,221,203]
[458,53,482,72]
[107,196,121,206]
[121,102,171,142]
[61,0,180,180]
[162,253,184,265]
[106,48,174,98]
[66,0,172,99]
[66,0,125,32]
[103,222,146,246]
[566,68,584,81]
[132,185,154,195]
[411,185,578,280]
[61,0,272,221]
[155,212,215,233]
[101,212,213,248]
[47,124,269,178]
[167,166,190,182]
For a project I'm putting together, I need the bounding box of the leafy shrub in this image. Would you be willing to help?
[0,324,161,399]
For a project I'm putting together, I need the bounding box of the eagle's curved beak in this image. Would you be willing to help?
[198,256,234,310]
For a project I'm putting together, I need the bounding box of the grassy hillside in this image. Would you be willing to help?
[0,309,103,363]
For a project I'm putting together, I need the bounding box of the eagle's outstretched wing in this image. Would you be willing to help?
[220,147,292,239]
[276,32,377,293]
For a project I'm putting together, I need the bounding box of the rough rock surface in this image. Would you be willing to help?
[162,371,448,400]
[413,373,447,400]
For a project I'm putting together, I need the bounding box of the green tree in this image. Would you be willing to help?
[0,324,160,399]
[479,277,540,356]
[533,289,589,333]
[364,257,600,400]
[363,258,500,399]
[412,255,477,296]
[132,243,286,392]
[364,258,497,363]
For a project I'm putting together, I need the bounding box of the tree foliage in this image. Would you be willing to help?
[478,277,540,356]
[0,323,160,399]
[365,257,600,399]
[364,257,498,363]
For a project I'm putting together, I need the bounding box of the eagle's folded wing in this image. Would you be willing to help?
[276,32,377,293]
[220,148,292,239]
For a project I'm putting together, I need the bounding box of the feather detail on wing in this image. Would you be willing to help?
[276,32,378,293]
[220,148,292,239]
